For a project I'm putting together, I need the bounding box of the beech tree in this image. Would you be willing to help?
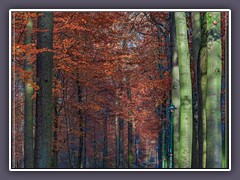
[24,17,34,168]
[204,12,222,168]
[34,12,54,168]
[175,12,193,168]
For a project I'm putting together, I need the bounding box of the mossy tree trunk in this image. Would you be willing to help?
[204,12,222,168]
[175,12,193,168]
[170,12,180,168]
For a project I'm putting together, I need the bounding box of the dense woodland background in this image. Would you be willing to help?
[11,11,229,169]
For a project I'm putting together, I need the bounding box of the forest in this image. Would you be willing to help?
[11,10,229,169]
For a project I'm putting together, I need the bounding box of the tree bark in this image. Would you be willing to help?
[24,17,34,168]
[35,12,54,168]
[198,15,208,168]
[205,12,222,168]
[175,12,193,168]
[170,12,180,168]
[191,12,202,168]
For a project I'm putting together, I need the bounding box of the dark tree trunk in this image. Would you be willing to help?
[119,118,124,168]
[103,109,108,168]
[35,12,54,168]
[191,12,202,168]
[77,83,84,168]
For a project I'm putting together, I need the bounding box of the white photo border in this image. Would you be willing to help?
[9,9,231,172]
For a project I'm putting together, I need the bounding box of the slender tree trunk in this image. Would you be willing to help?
[119,118,124,168]
[103,109,108,168]
[157,129,162,168]
[134,134,139,168]
[191,12,202,168]
[198,14,208,168]
[205,12,222,168]
[224,23,229,168]
[83,118,87,168]
[93,124,97,168]
[115,113,120,168]
[162,121,167,168]
[126,78,133,168]
[175,12,193,168]
[77,83,84,168]
[128,121,133,168]
[170,12,180,168]
[35,12,53,168]
[52,96,58,168]
[24,17,34,168]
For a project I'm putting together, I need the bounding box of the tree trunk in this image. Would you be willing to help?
[198,15,208,168]
[128,121,133,168]
[170,12,180,168]
[52,96,58,168]
[175,12,193,168]
[115,113,120,168]
[126,77,134,168]
[224,23,229,168]
[103,109,108,168]
[24,17,34,168]
[191,12,202,168]
[205,12,222,168]
[119,118,124,168]
[157,128,162,168]
[77,83,84,168]
[35,12,54,168]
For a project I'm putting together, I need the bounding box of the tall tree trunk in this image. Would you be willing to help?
[191,12,202,168]
[170,12,180,168]
[199,14,208,168]
[175,12,193,168]
[35,12,54,168]
[24,17,34,168]
[205,12,222,168]
[224,23,229,168]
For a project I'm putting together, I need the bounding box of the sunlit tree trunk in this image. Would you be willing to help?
[170,12,180,168]
[191,12,201,168]
[175,12,193,168]
[204,12,222,168]
[35,12,54,168]
[24,17,34,168]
